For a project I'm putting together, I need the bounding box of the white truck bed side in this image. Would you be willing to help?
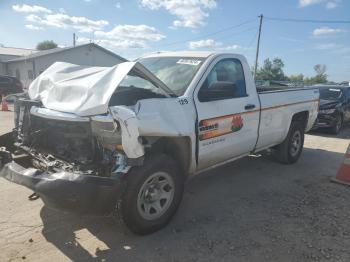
[255,88,319,151]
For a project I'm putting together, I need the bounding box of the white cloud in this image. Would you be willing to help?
[217,44,242,51]
[77,37,146,49]
[14,3,164,50]
[115,2,122,8]
[12,4,52,13]
[326,2,337,8]
[299,0,325,7]
[188,39,221,49]
[59,8,66,13]
[188,39,245,51]
[95,24,165,41]
[140,0,217,28]
[25,24,44,30]
[299,0,341,8]
[26,13,108,32]
[77,24,166,49]
[312,27,345,36]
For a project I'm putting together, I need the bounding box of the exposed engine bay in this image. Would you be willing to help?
[12,96,142,177]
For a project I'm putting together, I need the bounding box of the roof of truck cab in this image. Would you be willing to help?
[140,51,236,59]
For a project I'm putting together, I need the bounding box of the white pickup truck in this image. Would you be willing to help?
[0,52,319,234]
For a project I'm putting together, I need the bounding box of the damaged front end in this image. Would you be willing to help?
[0,97,142,214]
[0,60,197,216]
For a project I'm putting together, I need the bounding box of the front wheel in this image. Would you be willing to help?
[330,115,343,135]
[120,154,184,235]
[273,121,305,164]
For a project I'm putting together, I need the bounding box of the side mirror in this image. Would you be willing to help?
[198,81,236,102]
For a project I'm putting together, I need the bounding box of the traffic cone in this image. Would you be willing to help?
[1,96,9,111]
[331,144,350,186]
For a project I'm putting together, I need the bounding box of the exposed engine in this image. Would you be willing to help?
[30,116,96,163]
[13,97,128,177]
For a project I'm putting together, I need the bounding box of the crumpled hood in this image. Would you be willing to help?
[28,61,136,116]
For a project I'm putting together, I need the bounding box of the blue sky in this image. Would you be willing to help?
[0,0,349,81]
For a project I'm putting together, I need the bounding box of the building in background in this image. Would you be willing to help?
[0,43,126,89]
[0,47,37,76]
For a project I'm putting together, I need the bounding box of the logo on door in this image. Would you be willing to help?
[199,114,244,141]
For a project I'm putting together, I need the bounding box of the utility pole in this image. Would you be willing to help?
[254,14,263,79]
[73,33,76,47]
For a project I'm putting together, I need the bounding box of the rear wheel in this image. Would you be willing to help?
[120,154,184,235]
[273,121,304,164]
[330,115,343,135]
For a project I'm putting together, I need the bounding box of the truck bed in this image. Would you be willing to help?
[255,86,319,151]
[257,85,313,93]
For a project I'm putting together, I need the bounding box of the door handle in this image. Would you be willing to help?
[245,104,256,110]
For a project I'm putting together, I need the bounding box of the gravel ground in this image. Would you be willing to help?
[0,107,350,262]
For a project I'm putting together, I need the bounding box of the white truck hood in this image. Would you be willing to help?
[28,61,172,116]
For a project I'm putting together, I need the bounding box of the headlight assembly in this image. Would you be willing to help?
[319,108,336,114]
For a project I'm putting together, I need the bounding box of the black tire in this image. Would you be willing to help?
[273,121,305,164]
[120,154,184,235]
[330,115,343,135]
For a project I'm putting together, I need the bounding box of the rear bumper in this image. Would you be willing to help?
[0,157,125,215]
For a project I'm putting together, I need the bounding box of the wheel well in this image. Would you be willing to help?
[146,137,192,176]
[291,111,309,130]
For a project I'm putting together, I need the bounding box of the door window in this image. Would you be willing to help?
[198,59,247,102]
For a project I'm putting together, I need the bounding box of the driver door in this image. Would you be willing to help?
[194,56,260,170]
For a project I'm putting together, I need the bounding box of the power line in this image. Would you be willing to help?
[204,26,257,42]
[265,16,350,24]
[247,28,259,48]
[156,17,258,48]
[170,26,258,51]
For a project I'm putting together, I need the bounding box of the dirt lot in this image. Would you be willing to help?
[1,107,350,262]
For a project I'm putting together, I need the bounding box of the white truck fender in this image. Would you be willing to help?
[110,98,197,174]
[109,106,145,159]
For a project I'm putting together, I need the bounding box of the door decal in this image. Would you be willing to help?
[199,114,243,141]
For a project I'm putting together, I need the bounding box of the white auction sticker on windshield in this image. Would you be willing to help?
[176,59,201,66]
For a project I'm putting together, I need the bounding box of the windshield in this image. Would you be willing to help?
[119,73,162,94]
[137,56,205,96]
[319,87,343,100]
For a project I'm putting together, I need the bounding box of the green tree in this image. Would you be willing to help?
[256,58,286,81]
[289,74,304,82]
[36,40,58,50]
[302,64,328,85]
[312,64,327,83]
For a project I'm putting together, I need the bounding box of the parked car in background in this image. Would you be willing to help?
[313,85,350,134]
[0,75,23,102]
[340,81,349,86]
